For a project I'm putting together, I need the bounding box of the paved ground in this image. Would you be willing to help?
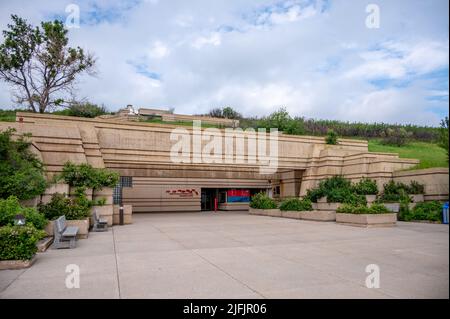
[0,211,448,299]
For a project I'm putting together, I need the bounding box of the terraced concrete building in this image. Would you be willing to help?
[0,112,448,213]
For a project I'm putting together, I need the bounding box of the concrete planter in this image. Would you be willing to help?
[315,202,341,211]
[383,203,400,213]
[248,208,279,216]
[317,196,327,203]
[0,256,37,270]
[336,213,397,227]
[37,237,53,252]
[45,218,90,239]
[265,209,282,217]
[69,187,93,200]
[281,211,302,219]
[365,195,377,203]
[93,187,114,205]
[113,205,133,225]
[91,205,113,226]
[300,210,336,221]
[410,194,424,203]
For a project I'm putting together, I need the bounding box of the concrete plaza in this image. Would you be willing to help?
[0,211,448,299]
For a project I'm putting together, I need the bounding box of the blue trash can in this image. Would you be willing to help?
[443,202,449,224]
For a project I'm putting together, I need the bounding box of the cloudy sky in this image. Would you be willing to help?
[0,0,448,125]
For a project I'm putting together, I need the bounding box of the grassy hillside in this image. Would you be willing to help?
[0,110,16,122]
[368,139,448,169]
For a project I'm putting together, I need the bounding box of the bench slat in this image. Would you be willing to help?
[62,226,79,237]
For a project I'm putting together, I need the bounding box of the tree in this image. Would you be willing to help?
[0,15,96,113]
[0,128,47,200]
[438,116,449,162]
[222,106,242,119]
[325,129,338,145]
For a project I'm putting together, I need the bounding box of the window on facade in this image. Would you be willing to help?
[113,176,133,204]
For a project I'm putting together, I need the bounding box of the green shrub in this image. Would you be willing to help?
[408,181,425,194]
[327,188,367,205]
[58,162,119,190]
[353,178,378,195]
[0,225,46,260]
[279,198,312,211]
[305,187,326,203]
[0,196,47,229]
[380,127,412,146]
[402,201,443,222]
[250,192,277,209]
[325,129,338,145]
[0,129,47,200]
[53,102,109,118]
[38,191,91,221]
[337,203,391,214]
[379,181,411,203]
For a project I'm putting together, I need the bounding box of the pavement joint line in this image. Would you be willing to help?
[0,268,27,295]
[112,226,122,299]
[149,222,268,299]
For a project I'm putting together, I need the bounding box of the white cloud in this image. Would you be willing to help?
[192,32,221,49]
[148,40,170,58]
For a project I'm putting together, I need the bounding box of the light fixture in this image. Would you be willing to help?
[14,214,26,226]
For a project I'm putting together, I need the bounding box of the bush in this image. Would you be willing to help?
[336,203,391,214]
[327,188,367,205]
[380,128,412,146]
[325,129,338,145]
[379,181,411,203]
[58,162,119,190]
[408,181,425,194]
[402,201,443,222]
[0,225,46,260]
[279,198,312,211]
[0,196,47,229]
[38,191,91,220]
[250,192,277,209]
[305,187,326,203]
[53,102,109,118]
[353,178,378,195]
[0,129,47,200]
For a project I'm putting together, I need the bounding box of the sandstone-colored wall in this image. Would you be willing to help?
[393,168,449,201]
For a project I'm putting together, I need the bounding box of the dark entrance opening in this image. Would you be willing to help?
[201,188,218,211]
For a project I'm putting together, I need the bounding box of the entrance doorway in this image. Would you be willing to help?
[201,188,218,211]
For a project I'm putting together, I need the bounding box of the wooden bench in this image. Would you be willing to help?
[92,209,108,232]
[53,216,79,249]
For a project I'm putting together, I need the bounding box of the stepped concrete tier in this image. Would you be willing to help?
[1,112,447,213]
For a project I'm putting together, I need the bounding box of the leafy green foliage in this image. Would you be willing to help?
[279,198,312,211]
[401,201,443,222]
[38,191,91,220]
[0,196,47,229]
[250,192,277,209]
[408,181,425,195]
[438,116,449,162]
[58,162,119,190]
[352,178,378,195]
[325,129,338,145]
[53,102,109,118]
[0,129,47,200]
[0,225,46,260]
[379,180,425,202]
[208,106,242,119]
[0,15,95,113]
[336,203,391,214]
[380,128,412,147]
